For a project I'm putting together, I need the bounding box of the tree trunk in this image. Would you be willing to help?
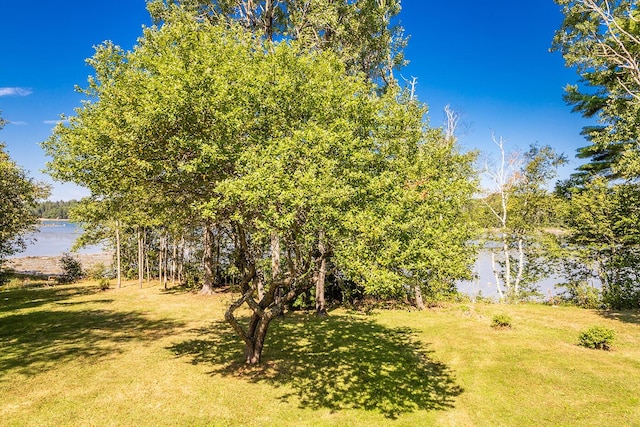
[137,227,144,289]
[491,251,505,301]
[163,234,169,290]
[414,282,425,310]
[158,233,163,285]
[514,237,525,299]
[115,220,122,289]
[315,230,327,317]
[257,277,265,301]
[145,235,150,284]
[244,315,272,364]
[502,233,512,298]
[171,239,177,286]
[271,231,280,279]
[177,236,185,284]
[201,223,215,295]
[271,231,281,310]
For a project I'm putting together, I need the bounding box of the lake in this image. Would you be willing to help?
[10,222,564,298]
[457,250,570,300]
[9,220,104,258]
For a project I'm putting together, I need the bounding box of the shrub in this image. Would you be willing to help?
[86,262,109,280]
[98,277,110,291]
[578,325,615,350]
[57,253,84,284]
[556,281,602,309]
[491,313,512,329]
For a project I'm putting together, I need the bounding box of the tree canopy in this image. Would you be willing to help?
[553,0,640,179]
[0,114,50,272]
[43,4,477,363]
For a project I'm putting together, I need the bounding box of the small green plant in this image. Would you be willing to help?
[491,313,512,329]
[57,253,84,284]
[578,325,615,350]
[86,263,108,280]
[98,277,110,291]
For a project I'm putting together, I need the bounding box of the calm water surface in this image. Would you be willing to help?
[11,223,563,298]
[9,220,104,257]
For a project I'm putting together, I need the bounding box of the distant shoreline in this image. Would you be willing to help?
[6,252,112,276]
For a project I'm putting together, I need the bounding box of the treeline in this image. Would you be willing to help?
[33,200,79,219]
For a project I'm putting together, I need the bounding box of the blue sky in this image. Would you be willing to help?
[1,1,590,200]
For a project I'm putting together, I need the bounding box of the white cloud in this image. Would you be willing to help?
[8,120,27,126]
[0,87,33,97]
[43,119,69,125]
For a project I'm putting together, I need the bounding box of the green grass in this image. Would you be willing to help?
[1,281,639,426]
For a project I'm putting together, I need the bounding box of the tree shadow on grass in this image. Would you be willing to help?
[0,284,103,314]
[169,313,463,419]
[0,307,183,377]
[597,309,640,325]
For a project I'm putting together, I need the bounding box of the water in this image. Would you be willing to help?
[457,250,564,301]
[9,224,567,298]
[9,220,104,257]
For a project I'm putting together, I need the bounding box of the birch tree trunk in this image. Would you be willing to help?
[514,237,525,299]
[158,233,163,285]
[491,251,505,301]
[271,231,280,279]
[502,233,512,298]
[115,219,122,289]
[171,239,177,286]
[137,227,144,289]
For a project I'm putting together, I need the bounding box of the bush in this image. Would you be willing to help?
[578,325,615,350]
[491,313,512,329]
[98,277,110,291]
[556,281,602,309]
[57,253,84,284]
[86,262,110,280]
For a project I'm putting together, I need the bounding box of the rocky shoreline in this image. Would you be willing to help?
[6,252,113,276]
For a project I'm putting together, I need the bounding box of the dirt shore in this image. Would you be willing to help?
[6,253,113,276]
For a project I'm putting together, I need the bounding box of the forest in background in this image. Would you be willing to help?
[33,200,79,219]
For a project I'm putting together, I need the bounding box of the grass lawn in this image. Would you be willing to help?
[1,280,639,426]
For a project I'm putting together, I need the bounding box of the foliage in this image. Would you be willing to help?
[491,313,513,329]
[481,140,567,302]
[98,277,110,291]
[42,4,478,363]
[57,253,85,284]
[33,199,79,219]
[553,1,640,310]
[86,262,115,281]
[148,0,407,85]
[578,325,616,350]
[555,277,603,309]
[553,0,640,179]
[555,177,640,309]
[0,114,50,270]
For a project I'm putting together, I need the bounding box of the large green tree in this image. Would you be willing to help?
[553,1,640,308]
[44,6,477,364]
[553,0,640,178]
[0,114,49,274]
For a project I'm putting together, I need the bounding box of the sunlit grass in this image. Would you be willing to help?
[1,281,639,426]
